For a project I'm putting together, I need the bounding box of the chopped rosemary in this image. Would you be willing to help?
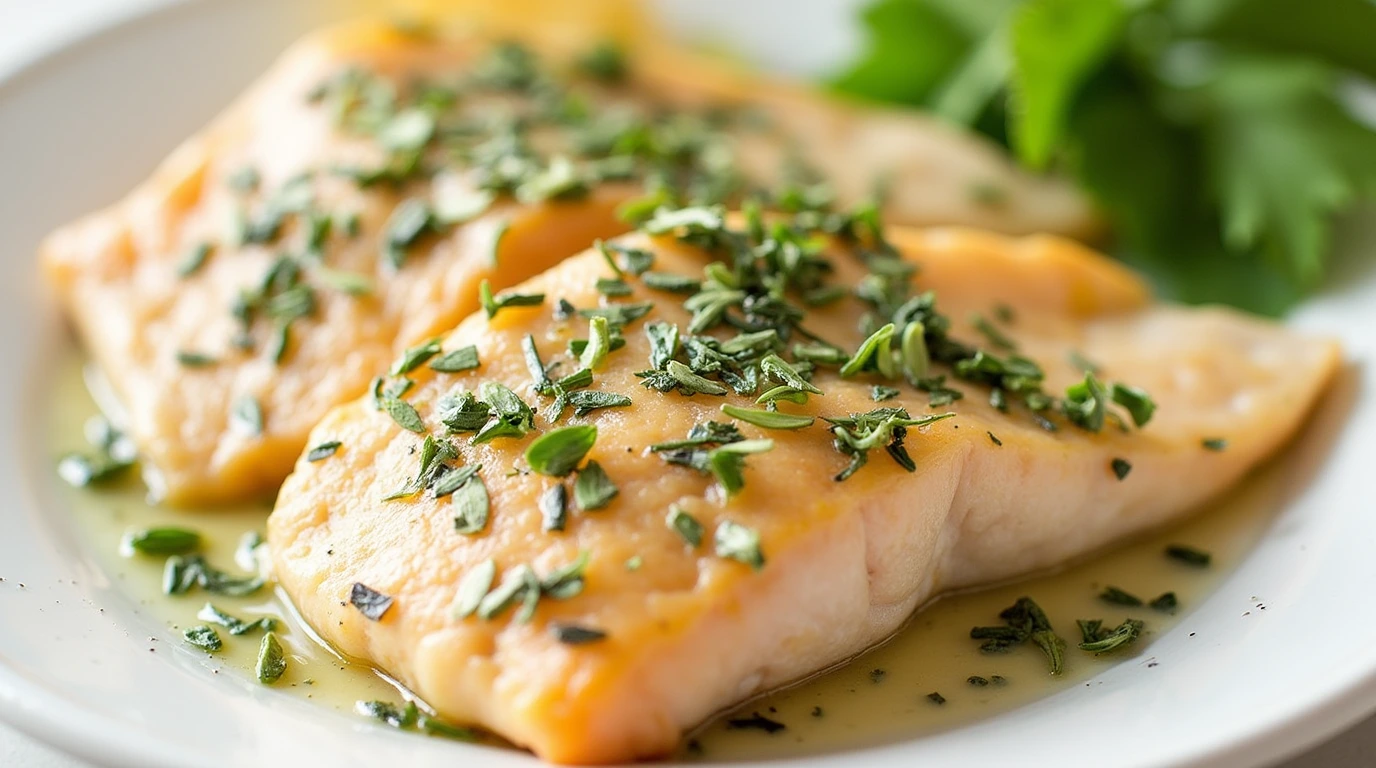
[551,624,608,645]
[126,527,201,556]
[1099,586,1144,607]
[430,345,481,372]
[479,279,545,319]
[720,404,814,430]
[714,520,765,570]
[391,339,442,375]
[667,506,704,548]
[1077,619,1144,653]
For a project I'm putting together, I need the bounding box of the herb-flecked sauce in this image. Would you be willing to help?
[49,350,1284,760]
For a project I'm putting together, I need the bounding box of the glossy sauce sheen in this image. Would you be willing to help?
[50,350,1284,760]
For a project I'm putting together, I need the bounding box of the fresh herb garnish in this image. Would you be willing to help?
[714,520,765,570]
[720,404,815,430]
[525,425,597,477]
[1202,438,1228,452]
[350,582,395,621]
[450,558,496,620]
[198,603,276,636]
[1150,592,1179,613]
[430,346,481,372]
[551,624,608,645]
[126,527,201,556]
[667,506,704,548]
[391,339,442,375]
[479,279,545,319]
[573,460,617,511]
[381,396,426,433]
[451,472,490,534]
[540,484,568,532]
[1165,544,1212,568]
[1077,619,1144,653]
[726,712,787,734]
[231,395,264,436]
[1111,458,1132,480]
[183,625,222,652]
[256,632,286,684]
[1099,586,1144,607]
[306,440,342,462]
[357,700,477,742]
[971,597,1066,675]
[926,692,947,705]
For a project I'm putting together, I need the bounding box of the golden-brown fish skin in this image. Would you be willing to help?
[269,227,1338,763]
[43,19,1098,505]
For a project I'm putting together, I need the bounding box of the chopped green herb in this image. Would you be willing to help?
[1150,592,1179,613]
[197,603,276,636]
[488,219,510,266]
[540,483,568,531]
[381,396,425,433]
[1111,383,1157,428]
[183,625,222,652]
[557,390,632,419]
[706,439,773,495]
[452,473,490,534]
[971,314,1016,350]
[577,41,627,82]
[1111,458,1132,480]
[1078,619,1144,653]
[126,527,201,556]
[840,323,897,379]
[1202,438,1228,452]
[381,198,433,270]
[479,279,545,319]
[574,460,618,511]
[451,558,496,620]
[872,385,901,402]
[551,624,608,645]
[476,565,540,621]
[926,692,947,705]
[176,351,217,368]
[255,631,287,684]
[522,334,552,393]
[525,425,598,477]
[391,339,442,375]
[596,277,632,297]
[580,316,611,371]
[577,301,654,327]
[714,520,765,570]
[725,712,786,734]
[307,440,342,462]
[429,345,481,373]
[720,404,815,430]
[1165,544,1212,568]
[666,506,704,548]
[642,271,700,293]
[967,676,989,687]
[987,431,1003,446]
[1099,586,1144,607]
[350,582,395,621]
[432,464,480,499]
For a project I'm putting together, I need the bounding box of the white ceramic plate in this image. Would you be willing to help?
[2,1,1375,766]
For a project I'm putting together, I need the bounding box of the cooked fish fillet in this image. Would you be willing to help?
[268,225,1338,764]
[41,19,1093,505]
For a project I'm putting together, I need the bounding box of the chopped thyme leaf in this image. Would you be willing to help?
[540,483,568,531]
[574,460,618,511]
[871,385,901,402]
[971,314,1016,351]
[540,551,590,600]
[624,555,643,571]
[1077,618,1104,644]
[646,360,728,396]
[391,339,442,375]
[161,555,265,597]
[197,603,276,636]
[666,506,704,548]
[382,198,433,269]
[987,431,1003,446]
[556,368,595,391]
[381,396,426,433]
[826,409,954,481]
[1201,438,1228,452]
[1111,383,1157,428]
[1078,619,1144,653]
[1099,586,1144,607]
[971,597,1065,674]
[452,473,490,534]
[183,625,222,652]
[1062,373,1109,432]
[595,240,624,278]
[1150,592,1179,613]
[176,242,214,277]
[577,301,654,327]
[759,354,823,397]
[255,632,287,684]
[900,321,931,383]
[231,395,264,437]
[926,692,947,705]
[127,527,201,556]
[645,322,681,370]
[477,565,540,621]
[596,277,633,297]
[473,382,536,443]
[641,271,700,293]
[551,624,608,645]
[429,345,481,372]
[840,323,897,379]
[1165,544,1212,567]
[720,404,814,430]
[725,713,786,734]
[479,280,545,319]
[522,334,552,393]
[714,520,765,570]
[451,558,496,619]
[1111,458,1132,480]
[560,390,632,419]
[967,676,990,687]
[525,425,598,477]
[176,351,217,368]
[437,390,491,432]
[432,464,480,499]
[350,582,395,621]
[1031,630,1066,676]
[602,242,655,275]
[794,342,849,367]
[707,439,773,495]
[580,316,611,371]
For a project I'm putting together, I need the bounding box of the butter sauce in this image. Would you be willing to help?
[48,351,1282,761]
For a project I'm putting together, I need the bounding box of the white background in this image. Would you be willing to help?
[0,0,1372,765]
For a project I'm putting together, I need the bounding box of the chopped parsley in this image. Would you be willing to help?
[350,582,395,621]
[714,520,765,570]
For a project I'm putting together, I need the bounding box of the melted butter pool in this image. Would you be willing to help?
[48,351,1286,761]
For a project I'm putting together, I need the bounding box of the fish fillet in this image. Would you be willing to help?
[268,223,1337,763]
[41,19,1093,505]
